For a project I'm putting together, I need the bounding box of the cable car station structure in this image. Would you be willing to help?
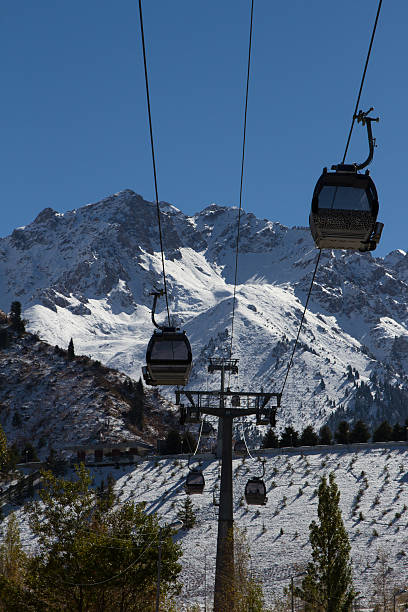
[176,358,280,612]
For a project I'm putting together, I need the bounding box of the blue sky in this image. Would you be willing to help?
[1,1,405,256]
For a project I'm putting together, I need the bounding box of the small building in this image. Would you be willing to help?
[67,440,155,464]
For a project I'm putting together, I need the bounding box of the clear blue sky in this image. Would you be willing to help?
[1,1,405,256]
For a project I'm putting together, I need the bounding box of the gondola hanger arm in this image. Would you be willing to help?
[354,107,379,170]
[150,290,165,329]
[333,107,379,172]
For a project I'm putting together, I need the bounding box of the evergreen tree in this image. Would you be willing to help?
[372,420,393,442]
[297,473,355,611]
[261,428,279,449]
[67,338,75,360]
[9,302,25,334]
[391,422,406,441]
[319,425,332,446]
[0,424,9,473]
[177,497,196,530]
[128,379,145,430]
[335,421,350,445]
[279,426,299,447]
[300,425,319,447]
[27,464,182,609]
[349,420,370,443]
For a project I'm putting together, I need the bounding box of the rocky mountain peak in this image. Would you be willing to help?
[2,190,408,432]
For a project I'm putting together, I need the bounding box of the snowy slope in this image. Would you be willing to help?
[10,444,408,610]
[1,190,408,431]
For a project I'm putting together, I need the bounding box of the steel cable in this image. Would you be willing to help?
[138,0,171,325]
[342,0,383,163]
[280,0,383,397]
[228,0,254,363]
[280,249,321,396]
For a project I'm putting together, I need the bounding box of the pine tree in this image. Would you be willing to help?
[279,426,299,447]
[350,420,370,443]
[372,420,393,442]
[300,425,319,447]
[297,473,355,611]
[335,421,350,445]
[319,425,332,446]
[9,301,25,334]
[67,338,75,360]
[261,428,279,449]
[177,497,196,529]
[128,379,145,430]
[391,422,406,441]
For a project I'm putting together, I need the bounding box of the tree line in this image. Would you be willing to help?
[261,418,408,449]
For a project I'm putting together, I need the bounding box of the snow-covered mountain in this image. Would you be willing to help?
[2,189,408,432]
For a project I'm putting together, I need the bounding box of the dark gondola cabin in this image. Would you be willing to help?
[309,166,383,252]
[245,477,267,505]
[142,327,192,386]
[186,469,205,494]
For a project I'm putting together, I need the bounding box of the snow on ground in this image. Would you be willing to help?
[9,443,408,610]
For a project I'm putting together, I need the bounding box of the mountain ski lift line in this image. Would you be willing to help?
[138,0,170,325]
[280,0,383,396]
[228,0,254,365]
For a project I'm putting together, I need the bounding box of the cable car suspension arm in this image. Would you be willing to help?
[354,108,379,170]
[150,290,165,329]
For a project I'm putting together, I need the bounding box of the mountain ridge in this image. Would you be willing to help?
[2,189,408,433]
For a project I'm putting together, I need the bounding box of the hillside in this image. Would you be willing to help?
[11,443,408,610]
[0,322,179,459]
[1,189,408,433]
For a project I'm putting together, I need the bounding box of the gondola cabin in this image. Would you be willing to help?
[142,327,192,386]
[309,166,383,252]
[245,477,267,505]
[186,469,205,494]
[234,440,246,456]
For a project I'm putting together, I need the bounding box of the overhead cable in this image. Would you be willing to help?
[138,0,171,324]
[342,0,383,163]
[229,0,255,361]
[280,0,383,397]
